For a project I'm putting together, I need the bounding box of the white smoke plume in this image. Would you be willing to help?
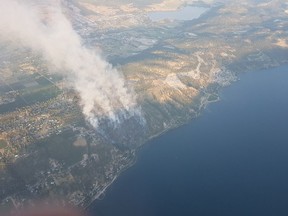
[0,0,142,128]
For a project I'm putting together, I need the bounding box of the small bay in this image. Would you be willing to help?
[148,6,208,22]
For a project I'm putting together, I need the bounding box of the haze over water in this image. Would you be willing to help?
[148,6,208,21]
[90,65,288,216]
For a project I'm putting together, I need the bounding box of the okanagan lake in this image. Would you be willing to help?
[90,66,288,216]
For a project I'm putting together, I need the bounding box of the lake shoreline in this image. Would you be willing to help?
[86,63,288,210]
[89,63,288,215]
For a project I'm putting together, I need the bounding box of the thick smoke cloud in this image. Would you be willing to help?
[0,0,141,128]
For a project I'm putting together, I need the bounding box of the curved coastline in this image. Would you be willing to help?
[89,65,287,216]
[86,63,288,209]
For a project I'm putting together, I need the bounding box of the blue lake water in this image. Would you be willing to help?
[90,66,288,216]
[148,6,208,22]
